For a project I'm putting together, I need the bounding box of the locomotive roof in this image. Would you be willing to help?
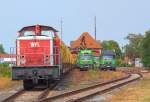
[19,25,58,32]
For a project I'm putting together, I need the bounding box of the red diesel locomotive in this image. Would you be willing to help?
[12,25,73,89]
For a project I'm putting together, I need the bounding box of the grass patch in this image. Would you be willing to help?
[99,71,123,81]
[143,97,150,102]
[0,63,20,90]
[89,69,99,79]
[67,81,77,88]
[0,63,11,77]
[66,69,124,89]
[0,77,20,90]
[107,77,150,102]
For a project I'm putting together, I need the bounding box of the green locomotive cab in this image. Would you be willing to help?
[100,50,116,71]
[77,50,94,70]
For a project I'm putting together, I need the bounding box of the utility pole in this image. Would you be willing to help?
[60,18,63,40]
[94,16,97,40]
[60,18,63,68]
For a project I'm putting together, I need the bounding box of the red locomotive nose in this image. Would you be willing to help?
[35,25,41,35]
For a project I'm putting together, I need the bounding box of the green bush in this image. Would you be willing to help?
[116,58,121,66]
[0,63,11,77]
[119,63,133,67]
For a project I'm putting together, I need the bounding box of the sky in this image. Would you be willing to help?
[0,0,150,53]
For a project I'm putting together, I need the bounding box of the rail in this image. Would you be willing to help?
[1,81,59,102]
[39,73,142,102]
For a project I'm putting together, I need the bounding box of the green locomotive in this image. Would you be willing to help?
[77,50,94,70]
[100,50,116,71]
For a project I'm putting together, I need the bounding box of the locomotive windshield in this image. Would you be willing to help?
[81,55,92,60]
[21,30,55,37]
[18,25,58,37]
[23,31,36,36]
[41,31,54,36]
[94,56,99,61]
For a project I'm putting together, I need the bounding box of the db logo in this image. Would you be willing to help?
[30,42,40,47]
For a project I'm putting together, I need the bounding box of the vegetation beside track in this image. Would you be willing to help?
[106,73,150,102]
[0,63,20,90]
[0,63,11,77]
[0,77,19,90]
[67,69,124,88]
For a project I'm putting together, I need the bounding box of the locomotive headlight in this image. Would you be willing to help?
[20,55,26,64]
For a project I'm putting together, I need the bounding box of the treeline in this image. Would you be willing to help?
[124,30,150,69]
[102,30,150,69]
[125,34,144,60]
[0,44,10,77]
[141,30,150,69]
[0,44,6,54]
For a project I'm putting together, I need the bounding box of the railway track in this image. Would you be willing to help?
[39,73,142,102]
[1,81,58,102]
[1,72,142,102]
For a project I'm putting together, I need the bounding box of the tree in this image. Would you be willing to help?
[142,30,150,68]
[125,34,144,61]
[102,40,121,58]
[0,44,6,54]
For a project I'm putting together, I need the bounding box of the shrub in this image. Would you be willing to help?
[0,63,11,77]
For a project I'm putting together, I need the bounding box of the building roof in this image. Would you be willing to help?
[0,54,16,58]
[71,32,102,49]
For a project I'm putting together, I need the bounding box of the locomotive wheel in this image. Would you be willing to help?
[23,79,34,90]
[47,79,52,88]
[37,79,50,88]
[109,67,116,71]
[104,68,107,71]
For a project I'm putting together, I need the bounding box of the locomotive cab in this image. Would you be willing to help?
[12,25,62,89]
